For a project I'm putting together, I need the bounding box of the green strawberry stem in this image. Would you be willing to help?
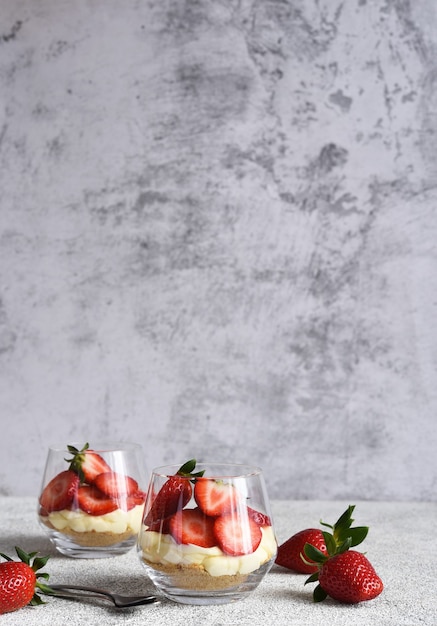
[65,442,90,482]
[0,547,53,606]
[176,459,205,480]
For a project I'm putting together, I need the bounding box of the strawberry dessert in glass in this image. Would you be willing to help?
[137,461,277,604]
[38,443,147,558]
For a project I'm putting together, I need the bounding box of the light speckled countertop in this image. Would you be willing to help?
[0,498,435,625]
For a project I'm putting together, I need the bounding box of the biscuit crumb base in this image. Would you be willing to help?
[41,519,135,547]
[143,559,248,591]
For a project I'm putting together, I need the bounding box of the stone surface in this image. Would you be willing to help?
[0,1,436,500]
[0,498,436,625]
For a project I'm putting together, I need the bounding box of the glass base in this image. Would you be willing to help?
[141,558,274,605]
[42,527,137,559]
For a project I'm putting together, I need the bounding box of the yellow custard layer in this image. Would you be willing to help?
[41,504,144,535]
[140,525,277,576]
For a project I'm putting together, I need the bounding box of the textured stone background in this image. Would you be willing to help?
[0,0,436,501]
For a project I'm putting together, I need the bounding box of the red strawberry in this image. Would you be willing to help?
[39,470,80,512]
[317,550,383,603]
[213,513,262,556]
[247,506,272,527]
[144,459,204,527]
[169,507,217,548]
[194,478,242,517]
[276,529,327,574]
[301,506,383,604]
[121,490,146,512]
[94,472,139,498]
[66,443,112,484]
[76,485,119,516]
[144,475,192,525]
[0,547,51,615]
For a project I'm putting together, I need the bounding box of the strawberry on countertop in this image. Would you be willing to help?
[0,547,52,615]
[314,550,384,603]
[299,505,383,603]
[276,528,328,574]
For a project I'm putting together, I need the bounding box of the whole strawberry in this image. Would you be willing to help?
[276,504,367,575]
[316,550,383,603]
[0,547,52,615]
[302,505,384,604]
[276,529,328,574]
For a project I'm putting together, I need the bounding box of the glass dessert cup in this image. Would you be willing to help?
[137,462,277,605]
[38,442,147,558]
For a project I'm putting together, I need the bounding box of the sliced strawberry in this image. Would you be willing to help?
[121,490,147,512]
[247,506,271,527]
[214,513,262,556]
[144,476,192,526]
[169,507,217,548]
[94,472,139,498]
[194,478,242,517]
[76,485,119,516]
[80,451,112,483]
[39,470,80,512]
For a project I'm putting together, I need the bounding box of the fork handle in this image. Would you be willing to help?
[47,584,114,602]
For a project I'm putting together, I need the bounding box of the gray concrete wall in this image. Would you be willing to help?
[0,0,436,501]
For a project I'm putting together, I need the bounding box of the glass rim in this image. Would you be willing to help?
[151,462,263,479]
[46,442,143,453]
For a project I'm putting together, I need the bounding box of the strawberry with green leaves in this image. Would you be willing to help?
[276,505,368,574]
[65,443,112,484]
[311,550,384,603]
[0,547,52,615]
[144,459,204,528]
[301,505,383,603]
[40,443,146,517]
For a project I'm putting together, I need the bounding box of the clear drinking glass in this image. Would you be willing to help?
[137,463,277,605]
[38,442,147,558]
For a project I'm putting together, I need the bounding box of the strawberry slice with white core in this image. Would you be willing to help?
[194,478,243,517]
[76,485,119,516]
[39,470,80,512]
[169,507,217,548]
[80,451,112,484]
[214,513,262,556]
[94,472,139,498]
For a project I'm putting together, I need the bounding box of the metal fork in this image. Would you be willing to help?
[47,584,158,608]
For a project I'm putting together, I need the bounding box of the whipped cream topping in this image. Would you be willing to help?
[140,525,277,577]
